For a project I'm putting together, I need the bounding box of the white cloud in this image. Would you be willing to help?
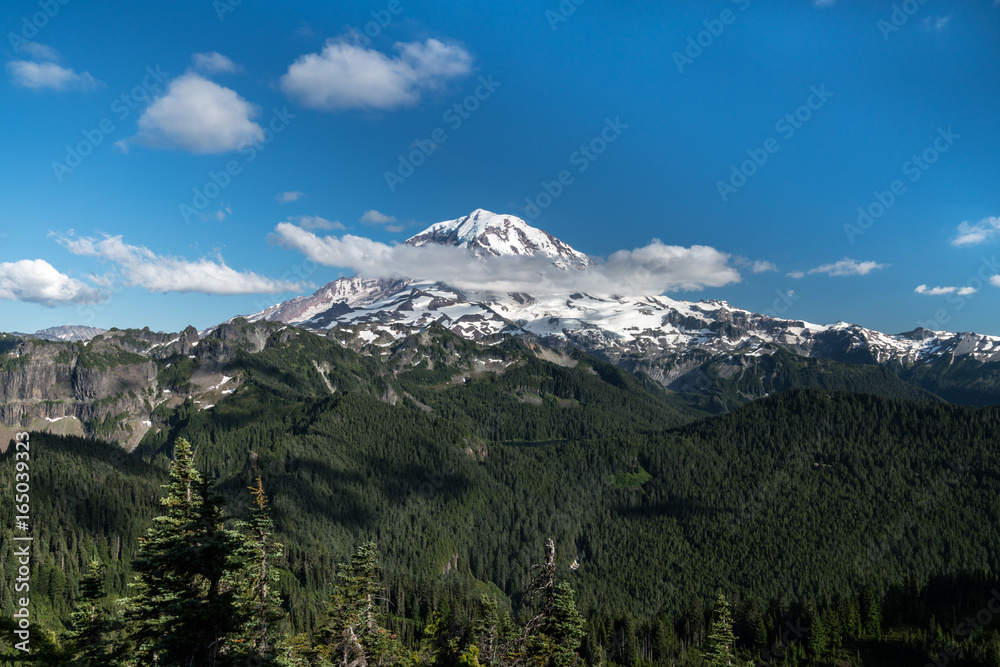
[57,234,304,295]
[7,61,100,91]
[271,224,741,295]
[915,284,977,296]
[808,258,885,277]
[786,271,805,279]
[991,275,1000,288]
[18,42,60,62]
[288,215,344,231]
[924,15,952,31]
[951,216,1000,246]
[191,52,240,74]
[751,260,777,274]
[360,210,397,225]
[132,73,263,153]
[0,259,106,307]
[276,191,306,203]
[280,38,473,111]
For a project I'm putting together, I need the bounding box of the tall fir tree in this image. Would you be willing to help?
[521,540,586,667]
[804,599,828,660]
[474,596,517,667]
[861,588,883,641]
[705,592,737,667]
[237,476,287,663]
[121,438,248,666]
[313,541,403,667]
[64,559,114,666]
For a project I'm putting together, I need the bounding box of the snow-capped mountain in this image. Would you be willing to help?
[404,209,592,269]
[239,210,1000,395]
[243,277,408,325]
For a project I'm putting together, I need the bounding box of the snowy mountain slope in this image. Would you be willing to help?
[241,277,408,325]
[237,210,1000,398]
[404,209,592,269]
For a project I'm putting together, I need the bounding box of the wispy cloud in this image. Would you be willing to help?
[18,42,60,62]
[191,52,240,75]
[915,284,977,296]
[786,271,805,279]
[0,259,106,307]
[271,224,741,295]
[130,72,262,153]
[991,275,1000,288]
[808,258,886,277]
[56,234,304,295]
[276,191,306,203]
[7,60,101,91]
[287,215,344,231]
[751,260,777,274]
[280,38,473,111]
[360,210,405,233]
[360,210,397,225]
[951,216,1000,246]
[924,15,952,32]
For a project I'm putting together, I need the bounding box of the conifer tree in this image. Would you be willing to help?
[121,438,248,666]
[804,599,828,660]
[237,476,287,663]
[521,540,586,667]
[64,559,114,665]
[705,592,737,667]
[314,541,403,667]
[474,596,517,667]
[861,588,882,640]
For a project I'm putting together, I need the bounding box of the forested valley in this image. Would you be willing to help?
[2,326,1000,665]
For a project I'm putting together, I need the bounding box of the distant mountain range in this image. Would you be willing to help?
[238,209,1000,404]
[8,325,107,342]
[3,209,998,449]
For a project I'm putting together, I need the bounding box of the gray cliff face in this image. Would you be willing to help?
[0,337,157,440]
[0,319,296,448]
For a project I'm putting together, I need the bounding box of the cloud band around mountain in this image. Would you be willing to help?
[271,223,741,295]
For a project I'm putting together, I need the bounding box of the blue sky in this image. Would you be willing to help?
[1,0,999,335]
